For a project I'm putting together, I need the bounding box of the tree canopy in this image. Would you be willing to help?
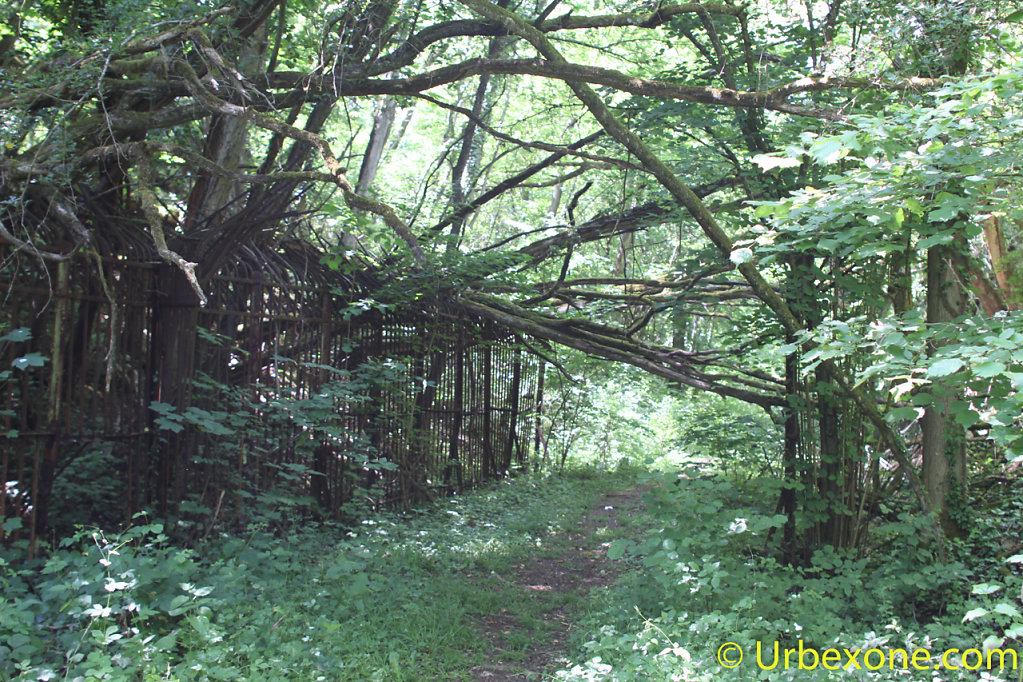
[2,0,1023,548]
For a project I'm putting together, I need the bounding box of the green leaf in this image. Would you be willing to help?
[974,361,1006,378]
[993,603,1021,618]
[0,328,31,342]
[149,401,177,415]
[2,517,22,533]
[927,205,960,223]
[981,635,1005,652]
[1006,623,1023,639]
[167,594,191,615]
[927,358,964,378]
[811,138,847,165]
[11,353,46,371]
[888,406,921,421]
[953,409,979,428]
[607,539,629,560]
[971,582,1002,595]
[152,633,177,651]
[918,233,954,249]
[892,207,905,229]
[905,198,924,216]
[155,417,185,433]
[729,247,754,265]
[962,607,988,622]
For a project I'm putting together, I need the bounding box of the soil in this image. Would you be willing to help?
[469,485,652,681]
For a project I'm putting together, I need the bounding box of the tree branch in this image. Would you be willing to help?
[462,0,932,519]
[136,149,208,305]
[458,294,785,409]
[0,219,80,261]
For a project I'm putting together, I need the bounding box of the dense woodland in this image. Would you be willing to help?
[2,0,1023,678]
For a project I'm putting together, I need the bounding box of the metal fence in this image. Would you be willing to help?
[1,250,541,550]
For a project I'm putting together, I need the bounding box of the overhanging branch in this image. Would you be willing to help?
[458,293,785,409]
[461,0,932,519]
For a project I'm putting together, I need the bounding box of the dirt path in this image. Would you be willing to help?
[469,486,651,681]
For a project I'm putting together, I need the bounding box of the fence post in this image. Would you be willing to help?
[502,346,522,472]
[447,330,465,491]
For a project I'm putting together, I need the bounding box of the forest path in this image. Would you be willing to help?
[468,484,652,681]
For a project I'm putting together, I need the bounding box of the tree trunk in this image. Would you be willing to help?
[356,97,397,196]
[815,363,845,546]
[502,349,522,471]
[781,342,799,565]
[150,266,201,515]
[922,245,968,538]
[983,216,1020,310]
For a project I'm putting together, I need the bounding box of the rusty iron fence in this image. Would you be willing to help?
[1,249,541,550]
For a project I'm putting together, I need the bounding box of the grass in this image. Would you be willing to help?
[2,467,635,681]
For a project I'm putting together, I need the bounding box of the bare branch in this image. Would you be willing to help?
[173,47,430,266]
[431,129,608,233]
[0,219,80,261]
[136,149,208,305]
[273,60,939,121]
[369,3,745,75]
[415,95,627,169]
[459,293,785,409]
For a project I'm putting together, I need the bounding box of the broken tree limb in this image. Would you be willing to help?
[136,149,208,306]
[461,0,932,521]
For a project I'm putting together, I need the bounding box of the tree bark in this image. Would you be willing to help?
[356,97,398,196]
[922,244,969,538]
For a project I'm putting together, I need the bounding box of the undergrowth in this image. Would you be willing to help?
[6,461,1020,682]
[554,470,1023,681]
[0,468,620,681]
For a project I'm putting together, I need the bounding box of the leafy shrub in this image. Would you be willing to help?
[1,518,216,680]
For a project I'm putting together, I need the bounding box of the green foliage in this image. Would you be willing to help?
[847,0,1008,76]
[1,470,617,680]
[753,67,1023,262]
[799,311,1023,463]
[674,393,781,478]
[138,342,409,528]
[957,478,1023,654]
[751,68,1023,466]
[1,518,213,680]
[554,472,1023,681]
[540,354,685,469]
[0,327,46,439]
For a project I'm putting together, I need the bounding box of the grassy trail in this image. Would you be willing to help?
[468,484,652,680]
[1,469,657,681]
